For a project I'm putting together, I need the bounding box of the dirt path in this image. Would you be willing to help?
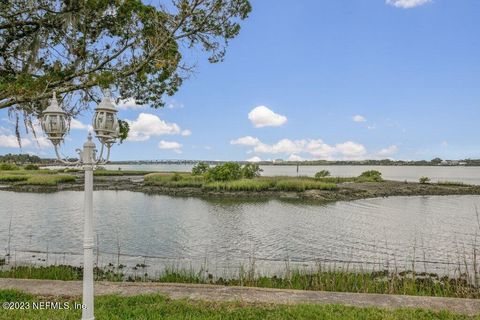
[1,278,480,316]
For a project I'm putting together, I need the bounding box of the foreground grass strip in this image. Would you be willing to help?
[2,266,479,299]
[0,289,475,320]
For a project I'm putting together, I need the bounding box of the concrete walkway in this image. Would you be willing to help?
[1,278,480,316]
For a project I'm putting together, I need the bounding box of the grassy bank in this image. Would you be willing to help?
[1,265,479,299]
[0,171,76,186]
[0,289,474,320]
[144,173,358,192]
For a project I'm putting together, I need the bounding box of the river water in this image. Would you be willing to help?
[1,190,479,276]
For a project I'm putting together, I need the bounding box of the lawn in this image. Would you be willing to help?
[0,290,474,320]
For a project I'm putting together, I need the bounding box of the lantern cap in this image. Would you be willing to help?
[95,89,117,112]
[43,92,66,115]
[83,132,96,148]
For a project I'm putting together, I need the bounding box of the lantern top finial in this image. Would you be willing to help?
[43,91,65,114]
[96,89,117,112]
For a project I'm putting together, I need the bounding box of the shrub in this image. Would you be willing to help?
[0,163,19,170]
[23,164,39,170]
[314,170,330,179]
[419,177,431,184]
[205,162,242,181]
[241,163,263,179]
[358,170,383,182]
[192,162,209,175]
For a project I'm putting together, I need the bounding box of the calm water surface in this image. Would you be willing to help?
[1,190,479,275]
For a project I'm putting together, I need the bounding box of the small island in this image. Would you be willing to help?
[1,162,480,203]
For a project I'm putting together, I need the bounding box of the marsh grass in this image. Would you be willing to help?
[93,170,154,176]
[146,173,340,192]
[0,174,29,182]
[203,179,274,191]
[438,181,468,186]
[274,179,337,191]
[18,174,76,185]
[2,263,478,299]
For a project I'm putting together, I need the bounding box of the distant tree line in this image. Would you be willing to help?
[0,153,42,164]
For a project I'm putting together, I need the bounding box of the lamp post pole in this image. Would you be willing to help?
[40,90,120,320]
[81,135,96,320]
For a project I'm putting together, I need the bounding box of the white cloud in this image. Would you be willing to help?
[335,141,367,158]
[117,98,145,110]
[126,113,188,141]
[288,154,303,162]
[158,140,182,153]
[386,0,431,9]
[246,156,262,162]
[0,135,31,148]
[32,136,52,149]
[441,141,448,148]
[376,145,399,157]
[181,129,192,137]
[70,119,93,132]
[254,139,306,154]
[0,121,52,150]
[353,115,366,123]
[230,136,261,146]
[231,136,377,160]
[248,106,287,128]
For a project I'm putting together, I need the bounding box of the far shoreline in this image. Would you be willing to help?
[3,175,480,204]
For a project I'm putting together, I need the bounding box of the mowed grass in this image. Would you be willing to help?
[0,290,474,320]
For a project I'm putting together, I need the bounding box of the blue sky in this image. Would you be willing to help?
[1,0,480,161]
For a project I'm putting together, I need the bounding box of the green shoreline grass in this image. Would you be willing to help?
[1,265,479,299]
[145,173,347,192]
[1,289,473,320]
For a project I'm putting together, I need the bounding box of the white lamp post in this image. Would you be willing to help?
[40,90,119,320]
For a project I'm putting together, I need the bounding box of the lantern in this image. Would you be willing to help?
[93,89,119,144]
[41,92,68,144]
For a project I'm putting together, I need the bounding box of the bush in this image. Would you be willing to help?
[314,170,330,179]
[192,162,209,175]
[23,164,39,170]
[0,163,19,170]
[241,163,263,179]
[419,177,431,184]
[205,162,242,181]
[358,170,383,182]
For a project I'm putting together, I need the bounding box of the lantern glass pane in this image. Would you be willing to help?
[106,113,114,130]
